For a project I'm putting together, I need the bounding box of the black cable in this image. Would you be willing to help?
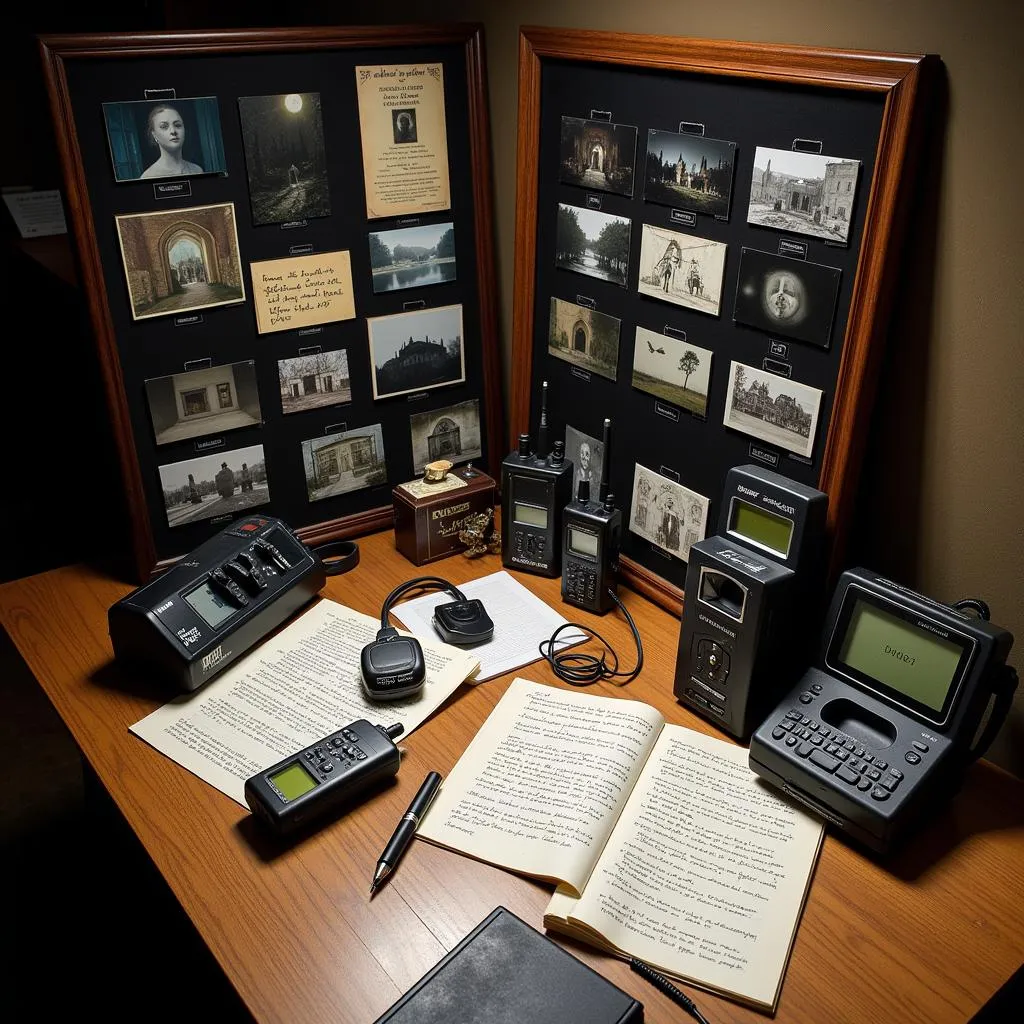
[380,576,468,629]
[539,589,644,687]
[952,597,991,620]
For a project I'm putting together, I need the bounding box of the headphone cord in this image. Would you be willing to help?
[539,589,644,687]
[380,575,468,629]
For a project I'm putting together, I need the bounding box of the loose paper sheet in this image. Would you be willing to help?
[356,63,451,219]
[3,189,67,238]
[130,598,478,806]
[249,251,355,334]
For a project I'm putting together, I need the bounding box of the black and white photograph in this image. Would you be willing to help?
[277,349,351,415]
[733,247,842,349]
[747,146,861,244]
[631,326,713,418]
[547,297,621,381]
[369,221,456,294]
[723,360,823,459]
[559,116,638,198]
[367,304,466,400]
[637,224,727,316]
[114,202,245,321]
[628,463,710,563]
[102,97,227,183]
[409,399,482,473]
[643,129,737,218]
[555,203,631,288]
[144,360,261,446]
[158,445,269,528]
[565,424,605,501]
[392,108,418,144]
[302,423,387,503]
[238,92,331,226]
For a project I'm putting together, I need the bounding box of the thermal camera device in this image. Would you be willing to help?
[109,516,327,693]
[673,465,828,739]
[748,568,1017,854]
[501,381,574,577]
[245,720,404,836]
[562,418,621,614]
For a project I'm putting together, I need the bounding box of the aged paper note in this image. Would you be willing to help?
[356,63,451,219]
[250,250,355,334]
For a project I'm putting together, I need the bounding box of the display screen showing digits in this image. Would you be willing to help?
[268,761,318,801]
[837,597,965,712]
[569,528,599,557]
[183,581,237,628]
[515,503,548,528]
[729,498,794,557]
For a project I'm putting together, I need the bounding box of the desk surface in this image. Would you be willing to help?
[2,531,1022,1024]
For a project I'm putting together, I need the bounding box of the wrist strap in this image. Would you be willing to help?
[311,539,360,576]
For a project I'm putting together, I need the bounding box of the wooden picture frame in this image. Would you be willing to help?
[39,24,502,581]
[511,27,937,614]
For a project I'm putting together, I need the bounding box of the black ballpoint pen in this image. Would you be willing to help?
[630,958,712,1024]
[370,771,443,896]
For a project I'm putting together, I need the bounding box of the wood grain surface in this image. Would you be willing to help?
[2,531,1022,1024]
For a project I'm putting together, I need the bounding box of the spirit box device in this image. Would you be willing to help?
[109,516,328,693]
[748,568,1017,854]
[673,464,828,738]
[561,418,621,614]
[245,719,404,836]
[501,381,573,577]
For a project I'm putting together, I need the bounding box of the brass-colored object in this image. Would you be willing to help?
[458,508,501,558]
[423,459,453,483]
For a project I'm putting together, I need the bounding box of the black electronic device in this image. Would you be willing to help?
[108,515,328,693]
[501,380,574,577]
[244,719,405,836]
[561,418,621,614]
[361,576,494,700]
[673,465,828,739]
[748,568,1017,854]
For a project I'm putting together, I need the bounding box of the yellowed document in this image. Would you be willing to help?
[356,63,451,219]
[130,598,478,806]
[250,250,355,334]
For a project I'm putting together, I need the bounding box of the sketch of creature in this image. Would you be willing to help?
[645,338,667,355]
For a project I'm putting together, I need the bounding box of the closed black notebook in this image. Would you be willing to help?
[373,906,644,1024]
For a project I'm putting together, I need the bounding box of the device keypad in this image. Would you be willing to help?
[301,727,373,778]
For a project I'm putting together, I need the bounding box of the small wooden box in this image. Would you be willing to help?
[392,465,497,566]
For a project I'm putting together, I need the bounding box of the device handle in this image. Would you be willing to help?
[310,539,360,576]
[968,664,1019,762]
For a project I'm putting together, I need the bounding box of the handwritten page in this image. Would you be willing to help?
[418,678,664,894]
[249,250,355,334]
[130,598,478,807]
[545,725,824,1011]
[389,571,586,682]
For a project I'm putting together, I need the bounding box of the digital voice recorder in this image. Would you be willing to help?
[501,381,574,577]
[561,418,621,613]
[673,464,828,739]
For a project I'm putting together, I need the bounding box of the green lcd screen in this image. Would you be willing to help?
[515,503,547,528]
[729,498,794,557]
[837,598,965,712]
[268,761,318,802]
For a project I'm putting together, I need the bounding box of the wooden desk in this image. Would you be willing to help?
[2,531,1022,1024]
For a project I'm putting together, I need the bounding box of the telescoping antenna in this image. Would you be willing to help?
[598,418,612,506]
[537,380,550,459]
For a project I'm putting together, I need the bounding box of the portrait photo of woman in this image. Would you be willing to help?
[102,95,228,183]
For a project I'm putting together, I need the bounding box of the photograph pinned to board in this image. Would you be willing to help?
[355,63,451,219]
[367,303,466,400]
[114,202,245,321]
[558,116,638,198]
[629,463,710,563]
[723,360,823,459]
[102,96,227,183]
[249,250,355,335]
[636,223,726,316]
[565,423,604,502]
[237,92,331,227]
[144,360,261,446]
[747,146,861,245]
[555,203,631,288]
[277,349,352,415]
[409,398,482,473]
[369,221,456,294]
[643,129,737,219]
[733,247,842,349]
[547,297,621,382]
[158,445,269,528]
[302,423,387,503]
[632,325,712,418]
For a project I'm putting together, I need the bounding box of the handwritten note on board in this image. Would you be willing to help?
[249,250,356,334]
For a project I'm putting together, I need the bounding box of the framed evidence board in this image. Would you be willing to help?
[511,27,938,614]
[40,24,502,581]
